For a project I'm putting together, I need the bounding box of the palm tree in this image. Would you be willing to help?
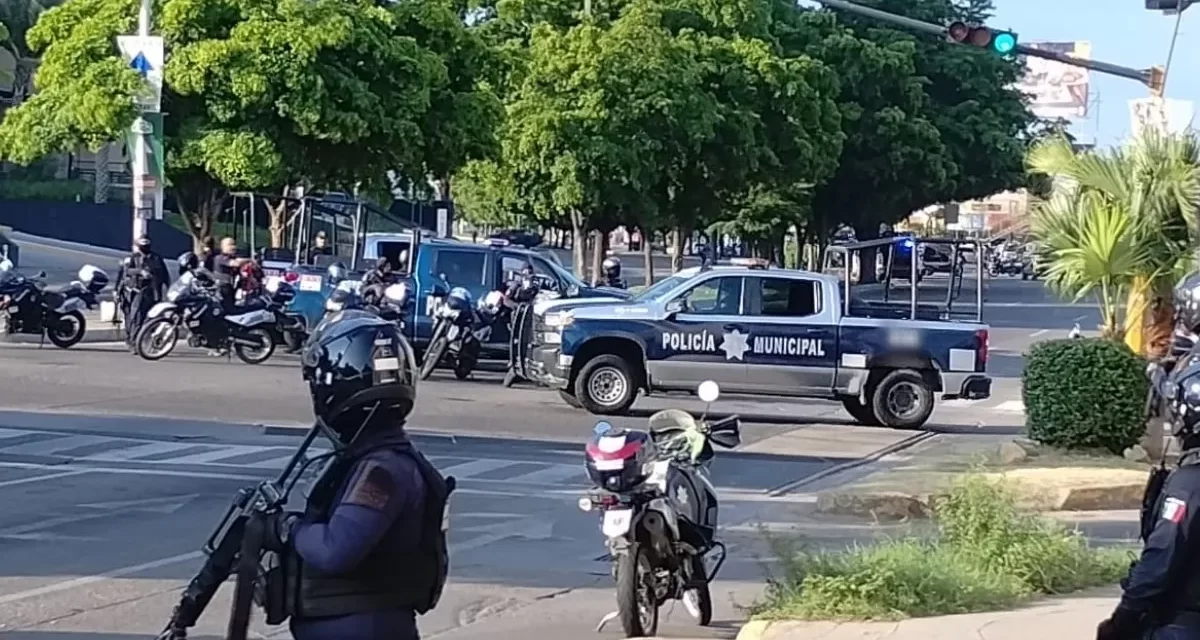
[1028,131,1200,356]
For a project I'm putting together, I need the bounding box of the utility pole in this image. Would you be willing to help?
[116,0,164,244]
[810,0,1166,91]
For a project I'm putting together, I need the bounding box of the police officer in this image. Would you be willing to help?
[262,310,450,640]
[116,235,169,352]
[362,257,396,288]
[1098,273,1200,640]
[600,256,625,289]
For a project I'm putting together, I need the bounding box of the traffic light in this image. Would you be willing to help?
[946,21,1018,55]
[1145,0,1192,12]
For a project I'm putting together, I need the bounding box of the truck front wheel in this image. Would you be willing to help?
[574,354,637,415]
[870,369,935,430]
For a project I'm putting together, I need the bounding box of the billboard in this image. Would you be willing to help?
[1129,98,1196,138]
[1015,42,1092,120]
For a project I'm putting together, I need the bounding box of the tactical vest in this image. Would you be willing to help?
[257,443,454,624]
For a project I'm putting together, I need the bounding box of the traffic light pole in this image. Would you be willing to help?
[810,0,1159,88]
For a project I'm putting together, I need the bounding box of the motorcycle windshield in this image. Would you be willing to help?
[647,409,706,463]
[167,272,195,301]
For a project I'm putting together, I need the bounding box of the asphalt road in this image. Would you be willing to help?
[7,232,126,285]
[0,388,919,640]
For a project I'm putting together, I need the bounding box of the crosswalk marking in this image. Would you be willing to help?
[940,398,1024,413]
[84,441,200,461]
[0,428,587,486]
[0,435,114,456]
[166,445,276,465]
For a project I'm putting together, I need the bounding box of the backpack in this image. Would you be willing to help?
[404,447,456,614]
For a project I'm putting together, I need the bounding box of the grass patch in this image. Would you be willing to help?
[754,475,1132,621]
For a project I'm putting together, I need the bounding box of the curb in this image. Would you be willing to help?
[735,620,785,640]
[766,430,938,497]
[815,480,1148,519]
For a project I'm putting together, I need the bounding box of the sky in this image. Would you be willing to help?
[989,0,1198,148]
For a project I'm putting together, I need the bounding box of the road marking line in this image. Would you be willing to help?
[0,550,203,605]
[994,401,1025,412]
[0,428,35,441]
[439,459,517,479]
[1030,329,1048,337]
[503,464,582,485]
[83,440,205,461]
[163,445,276,465]
[0,469,90,488]
[0,435,115,456]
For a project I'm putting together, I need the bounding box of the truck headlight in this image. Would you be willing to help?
[544,312,574,328]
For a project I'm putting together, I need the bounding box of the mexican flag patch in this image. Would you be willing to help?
[1163,497,1188,524]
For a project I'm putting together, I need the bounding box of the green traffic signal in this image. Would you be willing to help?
[992,32,1016,54]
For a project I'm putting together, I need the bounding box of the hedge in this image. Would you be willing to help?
[1022,338,1148,453]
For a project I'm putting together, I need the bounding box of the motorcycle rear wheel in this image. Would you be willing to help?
[616,544,658,638]
[46,310,86,349]
[421,325,449,380]
[136,318,179,361]
[233,327,276,365]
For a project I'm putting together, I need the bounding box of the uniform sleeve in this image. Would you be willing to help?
[291,454,418,574]
[1121,471,1199,611]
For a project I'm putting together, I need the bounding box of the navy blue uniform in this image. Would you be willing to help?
[288,431,426,640]
[1111,454,1200,639]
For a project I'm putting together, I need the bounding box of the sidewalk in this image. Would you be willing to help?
[735,588,1118,639]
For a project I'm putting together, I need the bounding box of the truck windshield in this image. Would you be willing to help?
[545,260,586,290]
[630,274,690,302]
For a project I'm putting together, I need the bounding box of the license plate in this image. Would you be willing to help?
[602,508,632,538]
[299,275,322,292]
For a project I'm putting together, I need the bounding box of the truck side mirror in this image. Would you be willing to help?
[566,283,580,297]
[665,299,685,317]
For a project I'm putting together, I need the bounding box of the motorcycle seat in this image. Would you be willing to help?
[44,283,81,295]
[236,299,270,313]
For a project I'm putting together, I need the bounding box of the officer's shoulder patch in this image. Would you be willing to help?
[1163,496,1188,524]
[343,460,395,511]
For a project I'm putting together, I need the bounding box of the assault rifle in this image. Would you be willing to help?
[157,421,337,640]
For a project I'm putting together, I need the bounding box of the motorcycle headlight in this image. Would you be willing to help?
[325,300,344,312]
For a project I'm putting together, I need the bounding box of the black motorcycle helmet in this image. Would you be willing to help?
[177,252,199,276]
[1163,353,1200,437]
[1174,270,1200,336]
[301,310,418,443]
[601,256,621,280]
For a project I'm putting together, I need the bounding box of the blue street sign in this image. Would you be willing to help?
[130,52,152,77]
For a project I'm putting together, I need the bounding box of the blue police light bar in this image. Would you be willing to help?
[901,239,915,249]
[486,238,510,247]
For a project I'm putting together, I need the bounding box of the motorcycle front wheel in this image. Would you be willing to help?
[615,544,658,638]
[46,310,86,349]
[136,317,180,361]
[420,323,449,380]
[233,327,276,365]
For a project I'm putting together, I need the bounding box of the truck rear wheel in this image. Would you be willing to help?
[840,396,880,426]
[574,354,637,415]
[871,369,934,430]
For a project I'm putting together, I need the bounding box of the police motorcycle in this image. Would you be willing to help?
[988,245,1023,277]
[257,279,308,352]
[419,280,480,381]
[135,269,278,364]
[582,380,740,638]
[0,259,108,348]
[502,270,562,387]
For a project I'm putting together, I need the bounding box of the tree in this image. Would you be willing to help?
[1028,132,1199,354]
[772,0,1034,279]
[0,0,62,103]
[0,0,482,250]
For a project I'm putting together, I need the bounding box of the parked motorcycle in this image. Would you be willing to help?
[322,280,408,329]
[502,273,561,388]
[261,279,307,352]
[0,260,108,348]
[134,270,277,364]
[581,380,739,638]
[420,285,479,380]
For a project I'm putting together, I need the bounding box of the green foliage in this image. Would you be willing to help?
[0,0,497,246]
[754,475,1130,620]
[1023,338,1148,452]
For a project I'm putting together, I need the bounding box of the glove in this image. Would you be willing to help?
[263,511,301,553]
[1096,605,1145,640]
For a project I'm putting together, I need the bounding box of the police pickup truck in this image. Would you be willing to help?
[524,259,990,429]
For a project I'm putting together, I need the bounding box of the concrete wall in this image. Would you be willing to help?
[0,200,193,256]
